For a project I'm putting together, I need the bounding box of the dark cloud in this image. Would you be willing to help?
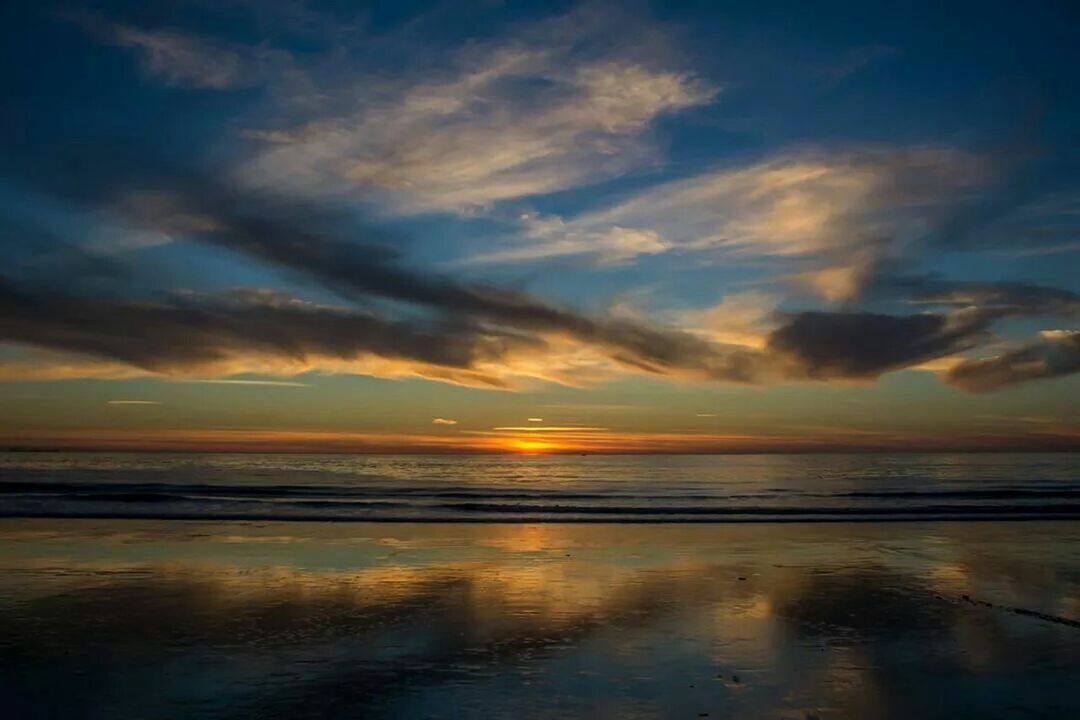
[766,310,993,379]
[3,145,1077,391]
[0,142,770,383]
[107,178,770,383]
[0,277,539,386]
[892,277,1080,318]
[945,331,1080,392]
[0,183,767,384]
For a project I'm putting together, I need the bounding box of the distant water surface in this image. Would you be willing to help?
[0,452,1077,522]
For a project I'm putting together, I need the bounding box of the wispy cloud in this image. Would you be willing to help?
[478,147,984,298]
[238,8,715,212]
[468,213,668,265]
[678,291,780,348]
[106,399,160,405]
[65,13,289,90]
[109,25,245,89]
[946,330,1080,392]
[488,426,609,432]
[432,418,458,425]
[902,279,1080,319]
[172,378,312,387]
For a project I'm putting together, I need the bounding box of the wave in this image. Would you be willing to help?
[4,480,1080,502]
[3,498,1079,522]
[3,509,1078,522]
[430,502,1080,516]
[3,459,1079,522]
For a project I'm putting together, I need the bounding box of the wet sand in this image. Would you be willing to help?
[1,519,1078,719]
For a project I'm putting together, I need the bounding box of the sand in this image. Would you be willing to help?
[1,519,1078,719]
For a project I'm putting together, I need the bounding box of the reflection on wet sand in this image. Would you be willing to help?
[1,520,1078,719]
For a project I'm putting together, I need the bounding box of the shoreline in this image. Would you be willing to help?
[4,512,1080,523]
[4,517,1078,719]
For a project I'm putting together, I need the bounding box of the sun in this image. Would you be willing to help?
[509,439,555,454]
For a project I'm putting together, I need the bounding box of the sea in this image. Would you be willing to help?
[3,451,1080,718]
[1,451,1077,522]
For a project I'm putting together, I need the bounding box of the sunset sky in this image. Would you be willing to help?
[1,0,1078,452]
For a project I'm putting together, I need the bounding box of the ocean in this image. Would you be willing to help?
[2,452,1079,718]
[1,451,1077,522]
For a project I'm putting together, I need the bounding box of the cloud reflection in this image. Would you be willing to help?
[1,521,1077,719]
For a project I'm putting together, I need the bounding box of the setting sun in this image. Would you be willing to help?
[510,439,556,454]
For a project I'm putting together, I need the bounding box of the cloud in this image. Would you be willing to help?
[238,8,715,212]
[900,279,1080,318]
[0,149,781,388]
[5,291,1078,400]
[9,169,1080,393]
[172,378,311,387]
[432,418,458,425]
[106,400,160,405]
[64,11,296,91]
[0,267,768,389]
[494,147,984,289]
[489,426,609,432]
[2,172,780,386]
[766,309,995,380]
[0,277,540,389]
[468,214,668,266]
[945,330,1080,392]
[109,25,246,89]
[6,144,1078,394]
[679,291,781,348]
[106,178,774,385]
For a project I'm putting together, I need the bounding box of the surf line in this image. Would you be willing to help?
[951,593,1080,630]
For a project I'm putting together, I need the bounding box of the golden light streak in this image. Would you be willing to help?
[0,425,1076,453]
[490,426,609,432]
[509,439,556,454]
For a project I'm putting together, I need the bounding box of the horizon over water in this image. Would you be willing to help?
[2,451,1077,523]
[3,451,1079,718]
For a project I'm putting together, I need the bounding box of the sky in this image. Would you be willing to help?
[1,0,1078,453]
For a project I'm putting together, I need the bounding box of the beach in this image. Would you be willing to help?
[2,517,1078,719]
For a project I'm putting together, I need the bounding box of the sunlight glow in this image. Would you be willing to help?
[510,439,556,454]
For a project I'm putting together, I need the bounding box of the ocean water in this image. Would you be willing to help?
[3,453,1079,718]
[1,451,1077,522]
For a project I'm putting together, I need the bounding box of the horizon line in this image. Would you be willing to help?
[2,445,1077,456]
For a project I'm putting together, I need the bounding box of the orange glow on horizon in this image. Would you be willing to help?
[509,439,556,454]
[0,425,1077,454]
